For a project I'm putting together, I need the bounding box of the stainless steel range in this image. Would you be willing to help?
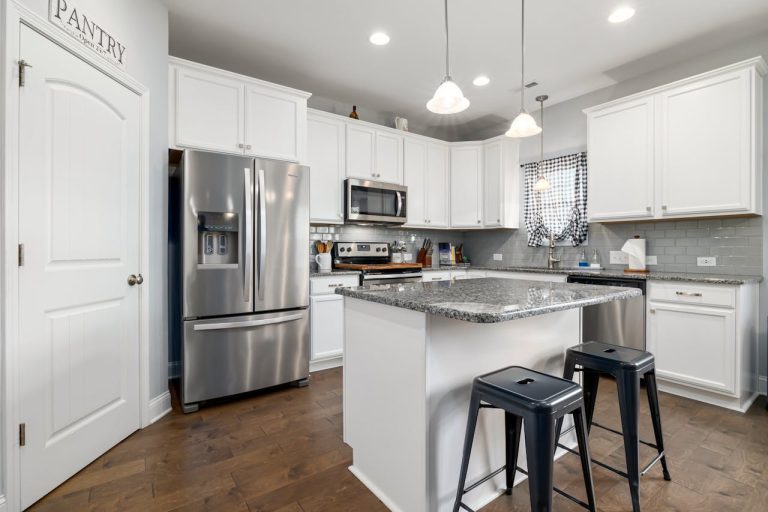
[333,242,423,285]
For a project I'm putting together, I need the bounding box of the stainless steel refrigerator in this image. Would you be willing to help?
[169,150,310,413]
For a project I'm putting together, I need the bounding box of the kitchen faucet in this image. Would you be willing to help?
[547,232,560,269]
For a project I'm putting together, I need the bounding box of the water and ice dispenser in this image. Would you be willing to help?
[197,212,239,267]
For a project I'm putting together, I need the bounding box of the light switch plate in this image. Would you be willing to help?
[646,255,657,265]
[697,256,716,267]
[493,253,503,261]
[403,253,413,262]
[610,251,629,264]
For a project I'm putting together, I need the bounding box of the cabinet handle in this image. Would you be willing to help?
[477,220,481,224]
[650,309,656,314]
[237,143,244,149]
[497,218,500,223]
[675,291,702,297]
[661,205,668,210]
[246,144,252,150]
[646,206,651,212]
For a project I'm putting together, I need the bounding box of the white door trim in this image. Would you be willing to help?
[1,2,152,510]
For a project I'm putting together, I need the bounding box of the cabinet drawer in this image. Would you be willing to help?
[422,271,451,282]
[310,275,360,295]
[647,282,735,308]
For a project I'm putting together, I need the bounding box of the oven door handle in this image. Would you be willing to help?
[395,191,403,217]
[363,273,423,281]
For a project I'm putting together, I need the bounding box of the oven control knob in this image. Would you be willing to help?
[375,248,381,252]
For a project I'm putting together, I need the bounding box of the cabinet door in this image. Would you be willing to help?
[587,97,655,221]
[647,301,736,395]
[244,85,306,162]
[483,141,503,227]
[658,69,753,217]
[310,295,344,361]
[308,114,345,223]
[175,67,244,154]
[427,144,450,227]
[346,124,376,180]
[404,138,428,227]
[450,146,482,228]
[375,130,404,184]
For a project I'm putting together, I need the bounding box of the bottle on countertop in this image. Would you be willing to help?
[590,248,602,268]
[578,249,589,267]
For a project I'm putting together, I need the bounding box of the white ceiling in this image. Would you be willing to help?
[163,0,768,140]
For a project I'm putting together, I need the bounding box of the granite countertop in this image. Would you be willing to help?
[310,269,361,277]
[336,277,641,323]
[421,265,761,285]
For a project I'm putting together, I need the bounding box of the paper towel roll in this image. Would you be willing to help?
[621,237,646,271]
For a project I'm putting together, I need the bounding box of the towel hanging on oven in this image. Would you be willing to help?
[523,152,588,247]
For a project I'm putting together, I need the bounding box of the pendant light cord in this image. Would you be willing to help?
[444,0,451,79]
[520,0,526,110]
[539,96,544,163]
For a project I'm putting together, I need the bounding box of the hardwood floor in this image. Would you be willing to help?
[29,368,768,511]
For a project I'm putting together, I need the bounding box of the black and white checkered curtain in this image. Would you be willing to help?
[523,152,588,247]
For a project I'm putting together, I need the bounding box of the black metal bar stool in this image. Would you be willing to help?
[453,366,596,512]
[555,341,671,512]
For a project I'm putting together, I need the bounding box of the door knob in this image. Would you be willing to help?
[128,274,144,286]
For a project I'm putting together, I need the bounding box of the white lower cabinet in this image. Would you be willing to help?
[422,271,452,282]
[646,281,758,412]
[309,274,359,371]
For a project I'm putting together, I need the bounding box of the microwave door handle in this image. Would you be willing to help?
[258,168,267,300]
[193,312,304,331]
[243,167,253,302]
[396,191,403,217]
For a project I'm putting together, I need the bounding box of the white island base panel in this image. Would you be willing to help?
[343,297,582,512]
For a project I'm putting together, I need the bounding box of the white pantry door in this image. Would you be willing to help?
[17,26,141,508]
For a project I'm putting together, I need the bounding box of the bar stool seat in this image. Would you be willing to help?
[454,366,596,512]
[556,342,671,512]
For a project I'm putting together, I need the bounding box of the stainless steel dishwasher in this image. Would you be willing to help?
[566,275,646,350]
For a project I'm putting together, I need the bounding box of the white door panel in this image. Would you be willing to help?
[18,26,141,508]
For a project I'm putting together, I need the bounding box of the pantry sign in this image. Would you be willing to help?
[48,0,127,69]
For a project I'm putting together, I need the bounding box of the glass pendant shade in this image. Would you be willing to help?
[506,110,541,138]
[427,78,470,114]
[533,175,550,192]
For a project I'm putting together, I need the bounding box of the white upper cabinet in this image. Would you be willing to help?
[587,97,655,221]
[346,124,376,180]
[482,138,520,229]
[585,58,765,222]
[658,68,756,217]
[346,123,403,184]
[307,110,346,224]
[404,137,450,228]
[450,145,483,228]
[245,85,307,162]
[169,57,310,161]
[174,66,244,154]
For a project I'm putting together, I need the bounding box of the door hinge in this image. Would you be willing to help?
[18,243,24,266]
[18,59,32,87]
[19,423,26,447]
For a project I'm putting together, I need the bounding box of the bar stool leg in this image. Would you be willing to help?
[617,372,642,512]
[554,353,577,453]
[572,407,597,512]
[523,415,556,512]
[453,391,481,512]
[504,412,523,495]
[582,369,600,432]
[644,370,671,481]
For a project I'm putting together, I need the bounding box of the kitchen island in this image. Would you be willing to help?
[336,278,641,512]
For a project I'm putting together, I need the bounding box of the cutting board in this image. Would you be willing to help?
[335,263,423,271]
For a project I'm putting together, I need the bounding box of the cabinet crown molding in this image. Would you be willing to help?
[583,56,767,114]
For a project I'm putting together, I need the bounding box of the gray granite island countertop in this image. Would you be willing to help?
[310,269,361,277]
[336,277,641,323]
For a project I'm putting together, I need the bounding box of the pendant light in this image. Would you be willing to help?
[506,0,541,137]
[427,0,470,114]
[532,94,550,191]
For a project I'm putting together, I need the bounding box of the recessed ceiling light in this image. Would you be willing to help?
[473,75,490,86]
[608,6,635,23]
[369,32,390,46]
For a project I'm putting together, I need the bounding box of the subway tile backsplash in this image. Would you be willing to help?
[462,217,763,276]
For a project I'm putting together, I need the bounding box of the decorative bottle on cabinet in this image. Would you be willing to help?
[349,106,359,119]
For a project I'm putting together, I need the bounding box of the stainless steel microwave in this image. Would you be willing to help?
[345,179,407,224]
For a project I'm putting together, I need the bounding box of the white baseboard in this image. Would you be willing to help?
[148,390,172,424]
[310,355,343,373]
[759,375,767,395]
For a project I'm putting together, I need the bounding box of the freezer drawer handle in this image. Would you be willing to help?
[675,291,702,297]
[193,313,304,331]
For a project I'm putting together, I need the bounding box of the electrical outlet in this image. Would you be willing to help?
[493,253,503,261]
[646,255,657,265]
[610,251,628,264]
[403,253,413,262]
[697,257,717,267]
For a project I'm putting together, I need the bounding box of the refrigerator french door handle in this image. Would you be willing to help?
[258,169,267,300]
[243,167,253,302]
[193,312,304,331]
[396,191,403,217]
